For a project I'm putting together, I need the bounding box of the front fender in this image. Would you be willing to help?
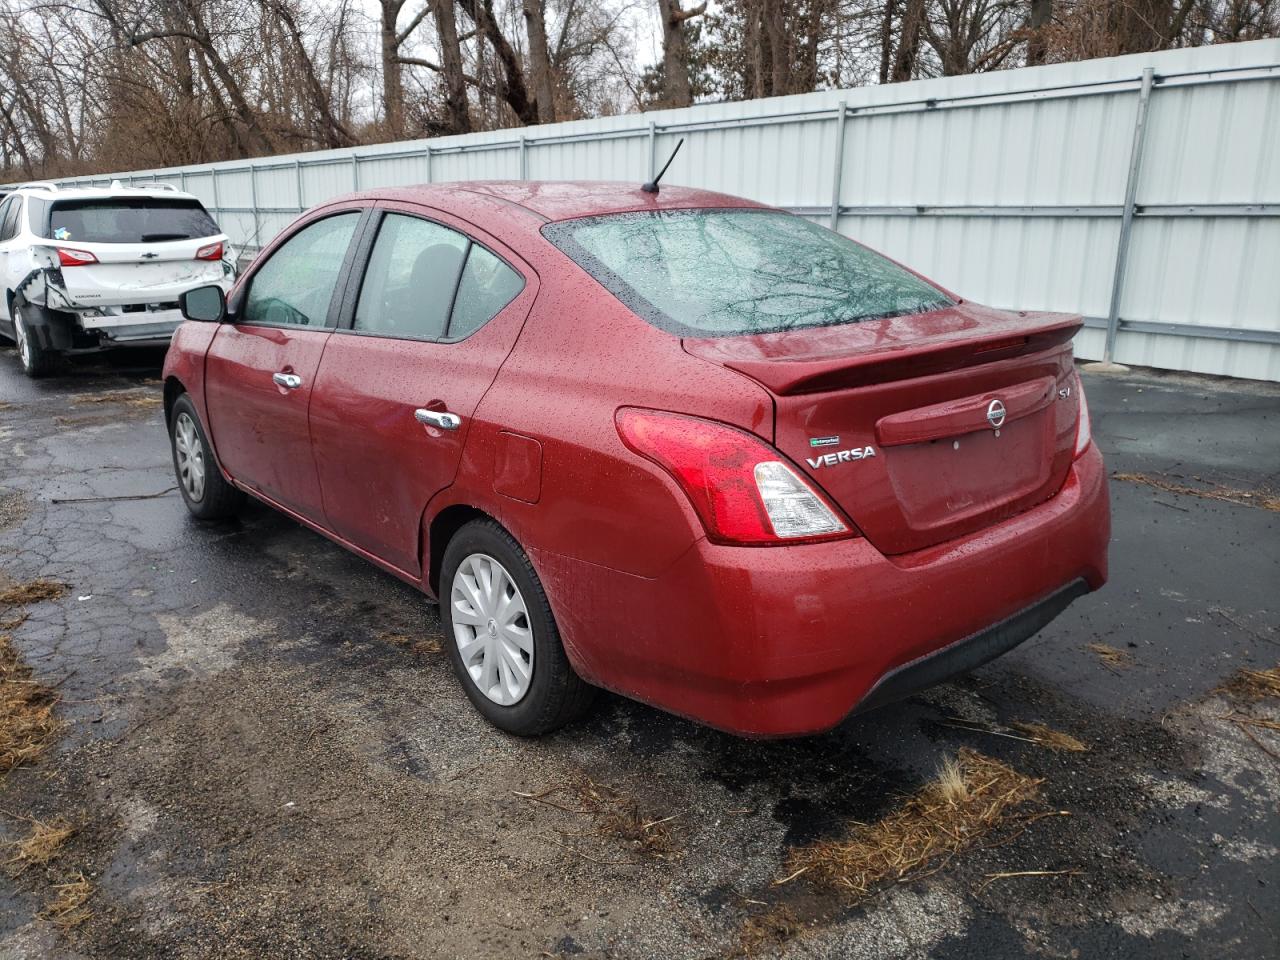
[162,322,226,468]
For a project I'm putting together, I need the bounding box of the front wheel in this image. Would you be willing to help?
[442,519,595,735]
[169,394,244,520]
[13,305,56,378]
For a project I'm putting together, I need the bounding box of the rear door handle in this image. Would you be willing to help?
[414,408,462,430]
[273,372,302,390]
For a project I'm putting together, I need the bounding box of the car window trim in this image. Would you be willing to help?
[333,207,526,346]
[232,206,373,331]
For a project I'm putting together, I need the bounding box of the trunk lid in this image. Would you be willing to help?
[684,303,1083,555]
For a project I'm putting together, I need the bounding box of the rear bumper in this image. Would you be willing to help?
[851,578,1089,715]
[23,312,179,353]
[536,441,1110,737]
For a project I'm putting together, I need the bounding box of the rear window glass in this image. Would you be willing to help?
[543,209,952,337]
[46,198,220,244]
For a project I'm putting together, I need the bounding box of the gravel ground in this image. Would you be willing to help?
[0,345,1277,959]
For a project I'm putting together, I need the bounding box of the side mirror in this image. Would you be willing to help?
[180,285,226,323]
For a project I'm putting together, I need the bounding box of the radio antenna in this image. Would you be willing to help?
[642,138,684,194]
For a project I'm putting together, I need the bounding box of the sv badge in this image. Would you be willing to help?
[806,446,876,469]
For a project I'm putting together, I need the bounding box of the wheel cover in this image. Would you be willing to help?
[14,309,30,369]
[450,553,534,706]
[173,412,207,501]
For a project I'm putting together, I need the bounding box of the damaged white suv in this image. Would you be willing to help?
[0,182,234,377]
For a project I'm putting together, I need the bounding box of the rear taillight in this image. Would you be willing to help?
[615,408,852,546]
[195,242,223,261]
[57,248,98,267]
[1074,375,1092,458]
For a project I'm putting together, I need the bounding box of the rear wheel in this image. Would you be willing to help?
[441,519,595,735]
[169,393,243,520]
[13,305,55,378]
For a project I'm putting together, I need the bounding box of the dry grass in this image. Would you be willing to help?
[6,816,75,873]
[39,872,92,927]
[1113,472,1280,512]
[1087,642,1133,669]
[1009,721,1089,753]
[517,777,682,862]
[572,778,681,861]
[781,749,1042,899]
[0,578,67,607]
[72,390,162,409]
[729,905,802,959]
[378,630,442,656]
[1219,665,1280,703]
[0,612,29,632]
[1,633,63,775]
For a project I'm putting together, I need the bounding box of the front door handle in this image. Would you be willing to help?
[414,408,462,430]
[273,372,302,390]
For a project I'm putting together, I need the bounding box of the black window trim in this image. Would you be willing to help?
[230,206,373,331]
[333,208,527,345]
[541,206,955,339]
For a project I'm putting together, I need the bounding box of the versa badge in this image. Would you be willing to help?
[806,446,876,469]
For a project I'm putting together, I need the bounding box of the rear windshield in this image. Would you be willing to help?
[543,209,952,337]
[46,198,220,244]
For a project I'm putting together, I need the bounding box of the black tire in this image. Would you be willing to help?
[13,304,56,378]
[168,393,244,521]
[441,519,595,735]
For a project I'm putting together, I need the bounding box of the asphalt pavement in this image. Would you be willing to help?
[0,345,1276,959]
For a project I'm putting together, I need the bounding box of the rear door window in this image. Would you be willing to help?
[0,197,18,241]
[241,213,360,328]
[47,197,221,244]
[352,213,524,341]
[354,214,469,340]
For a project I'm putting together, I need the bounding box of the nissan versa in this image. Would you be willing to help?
[161,181,1110,738]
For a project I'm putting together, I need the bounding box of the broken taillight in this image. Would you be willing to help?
[57,248,98,267]
[615,408,853,546]
[195,242,223,262]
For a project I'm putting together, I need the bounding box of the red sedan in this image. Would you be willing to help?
[162,181,1109,738]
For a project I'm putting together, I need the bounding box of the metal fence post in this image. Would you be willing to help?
[352,155,360,190]
[648,120,657,179]
[211,167,220,215]
[425,144,433,183]
[519,134,528,180]
[829,101,848,230]
[248,163,260,247]
[293,159,303,210]
[1103,67,1155,364]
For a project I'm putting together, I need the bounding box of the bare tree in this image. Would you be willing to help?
[657,0,706,106]
[524,0,556,121]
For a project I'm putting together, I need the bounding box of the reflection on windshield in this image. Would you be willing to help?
[545,209,952,337]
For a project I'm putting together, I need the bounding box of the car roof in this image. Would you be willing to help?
[10,182,203,203]
[355,180,770,225]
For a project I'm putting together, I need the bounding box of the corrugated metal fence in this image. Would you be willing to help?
[50,38,1280,380]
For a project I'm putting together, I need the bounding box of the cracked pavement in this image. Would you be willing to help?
[0,344,1277,959]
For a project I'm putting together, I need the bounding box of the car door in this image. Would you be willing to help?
[203,208,365,519]
[308,203,536,576]
[0,195,22,332]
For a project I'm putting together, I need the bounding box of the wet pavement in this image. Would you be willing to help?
[0,345,1277,959]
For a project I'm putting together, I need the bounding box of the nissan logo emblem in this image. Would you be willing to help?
[986,399,1007,429]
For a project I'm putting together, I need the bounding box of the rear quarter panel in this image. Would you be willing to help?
[441,257,774,581]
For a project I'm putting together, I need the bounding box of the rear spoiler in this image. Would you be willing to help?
[684,309,1083,395]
